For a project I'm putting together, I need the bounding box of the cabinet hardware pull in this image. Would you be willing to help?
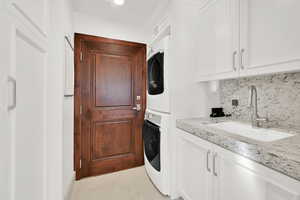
[213,153,218,176]
[232,51,237,71]
[240,49,245,70]
[206,150,211,172]
[8,76,16,111]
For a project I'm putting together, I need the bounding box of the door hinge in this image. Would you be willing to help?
[80,51,83,61]
[79,159,82,169]
[80,105,83,115]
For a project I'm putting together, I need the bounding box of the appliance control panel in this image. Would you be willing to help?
[145,112,162,126]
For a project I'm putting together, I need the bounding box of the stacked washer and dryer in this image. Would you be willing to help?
[142,32,171,195]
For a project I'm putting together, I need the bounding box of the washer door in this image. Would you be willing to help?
[142,120,161,172]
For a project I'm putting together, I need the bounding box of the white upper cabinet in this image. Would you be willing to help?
[239,0,300,77]
[196,0,300,81]
[197,0,239,81]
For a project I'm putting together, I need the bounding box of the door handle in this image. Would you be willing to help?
[132,104,141,111]
[232,51,237,71]
[213,153,218,177]
[8,76,16,111]
[240,49,245,70]
[206,150,211,173]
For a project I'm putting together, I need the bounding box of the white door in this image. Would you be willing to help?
[176,130,213,200]
[197,0,239,81]
[0,2,12,199]
[239,0,300,76]
[0,0,49,199]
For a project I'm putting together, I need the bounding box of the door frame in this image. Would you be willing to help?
[74,33,147,180]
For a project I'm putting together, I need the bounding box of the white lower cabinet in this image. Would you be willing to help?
[176,129,300,200]
[214,147,270,200]
[177,130,213,200]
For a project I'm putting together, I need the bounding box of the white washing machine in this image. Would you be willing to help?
[143,109,170,195]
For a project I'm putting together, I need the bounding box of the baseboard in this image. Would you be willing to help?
[65,172,76,200]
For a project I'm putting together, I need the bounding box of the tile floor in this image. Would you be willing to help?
[71,166,170,200]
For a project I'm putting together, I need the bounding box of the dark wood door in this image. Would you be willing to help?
[74,34,146,179]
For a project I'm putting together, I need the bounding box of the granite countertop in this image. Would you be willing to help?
[176,118,300,182]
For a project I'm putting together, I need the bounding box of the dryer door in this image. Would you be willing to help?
[142,120,161,171]
[147,52,164,95]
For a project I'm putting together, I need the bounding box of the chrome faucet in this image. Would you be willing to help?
[248,85,268,127]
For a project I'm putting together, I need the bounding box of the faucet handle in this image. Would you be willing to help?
[255,116,269,128]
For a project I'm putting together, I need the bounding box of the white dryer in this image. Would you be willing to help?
[147,36,170,113]
[143,110,170,195]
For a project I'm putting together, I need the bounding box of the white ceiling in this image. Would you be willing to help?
[72,0,169,28]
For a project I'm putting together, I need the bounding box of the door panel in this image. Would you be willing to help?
[91,120,133,160]
[95,54,133,107]
[75,34,146,179]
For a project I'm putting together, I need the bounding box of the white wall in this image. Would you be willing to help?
[47,2,65,198]
[61,1,75,200]
[63,97,75,200]
[48,0,74,200]
[73,12,149,43]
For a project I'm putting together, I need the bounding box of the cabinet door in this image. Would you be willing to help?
[1,0,49,200]
[197,0,239,81]
[240,0,300,76]
[213,151,267,200]
[0,3,12,199]
[176,130,213,200]
[213,146,300,200]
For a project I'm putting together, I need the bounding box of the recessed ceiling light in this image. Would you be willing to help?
[113,0,125,6]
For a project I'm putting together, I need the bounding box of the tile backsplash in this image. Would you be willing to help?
[219,72,300,129]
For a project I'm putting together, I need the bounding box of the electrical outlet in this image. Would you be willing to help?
[232,99,239,106]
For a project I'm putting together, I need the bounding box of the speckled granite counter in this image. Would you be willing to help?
[176,118,300,182]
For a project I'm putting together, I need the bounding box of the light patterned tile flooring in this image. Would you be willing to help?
[71,166,173,200]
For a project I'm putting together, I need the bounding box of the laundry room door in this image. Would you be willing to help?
[74,34,147,179]
[0,0,49,200]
